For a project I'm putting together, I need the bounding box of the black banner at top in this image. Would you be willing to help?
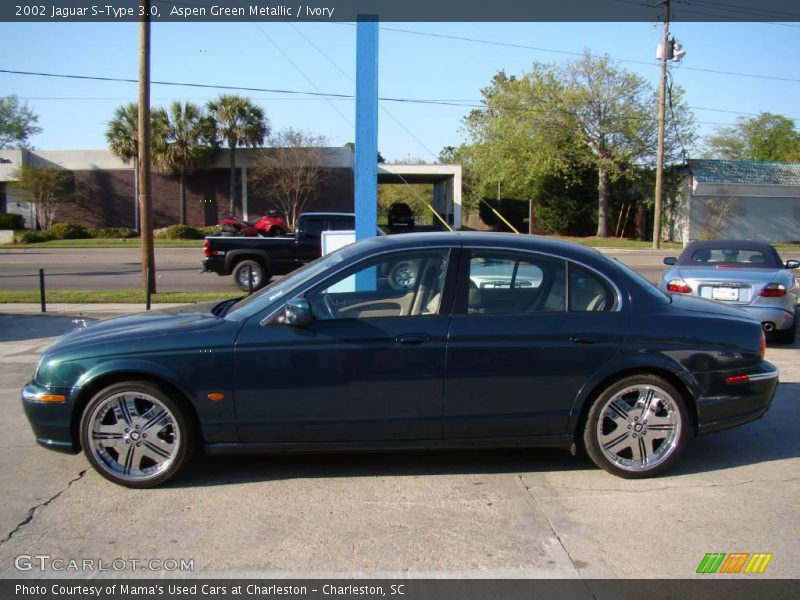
[3,0,800,23]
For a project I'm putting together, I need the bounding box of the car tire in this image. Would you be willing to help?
[583,374,689,479]
[79,381,195,488]
[388,261,417,290]
[233,260,268,292]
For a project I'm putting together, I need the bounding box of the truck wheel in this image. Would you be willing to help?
[233,260,268,292]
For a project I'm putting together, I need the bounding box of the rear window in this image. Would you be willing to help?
[688,248,771,266]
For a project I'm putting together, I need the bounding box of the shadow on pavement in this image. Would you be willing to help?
[0,314,94,342]
[173,447,593,489]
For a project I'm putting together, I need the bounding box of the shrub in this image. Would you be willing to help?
[87,227,138,239]
[198,225,221,236]
[155,224,204,240]
[16,231,52,243]
[0,213,25,229]
[48,222,89,240]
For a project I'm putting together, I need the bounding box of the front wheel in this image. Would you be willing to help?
[583,375,689,478]
[79,381,194,488]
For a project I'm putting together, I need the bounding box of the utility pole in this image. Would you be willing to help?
[652,0,670,250]
[138,0,156,294]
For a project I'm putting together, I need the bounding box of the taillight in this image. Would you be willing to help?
[667,279,692,294]
[759,330,766,360]
[203,240,217,258]
[760,283,786,297]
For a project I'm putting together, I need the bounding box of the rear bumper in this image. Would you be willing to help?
[740,305,795,331]
[201,258,227,276]
[696,362,779,435]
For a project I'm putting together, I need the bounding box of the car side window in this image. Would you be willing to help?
[305,249,450,320]
[569,264,614,312]
[465,251,566,314]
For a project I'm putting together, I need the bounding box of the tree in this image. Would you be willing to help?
[462,67,584,211]
[460,54,696,237]
[105,102,167,228]
[153,102,216,224]
[12,166,74,229]
[703,112,800,162]
[0,95,42,149]
[249,128,329,229]
[207,95,269,215]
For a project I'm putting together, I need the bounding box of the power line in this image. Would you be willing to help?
[3,68,796,128]
[370,25,800,83]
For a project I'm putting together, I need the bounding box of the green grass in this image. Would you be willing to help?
[0,290,234,304]
[1,238,204,249]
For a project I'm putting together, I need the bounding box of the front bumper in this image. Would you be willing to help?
[21,382,80,454]
[696,362,779,435]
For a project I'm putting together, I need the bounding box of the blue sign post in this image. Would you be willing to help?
[354,16,378,242]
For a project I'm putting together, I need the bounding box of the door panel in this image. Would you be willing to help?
[233,248,454,444]
[444,250,628,439]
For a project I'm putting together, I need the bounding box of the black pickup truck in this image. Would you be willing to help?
[202,212,355,291]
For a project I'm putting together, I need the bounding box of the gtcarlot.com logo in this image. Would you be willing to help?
[696,552,773,574]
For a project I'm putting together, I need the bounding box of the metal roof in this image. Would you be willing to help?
[688,159,800,186]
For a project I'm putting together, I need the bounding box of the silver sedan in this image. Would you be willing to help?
[660,240,799,344]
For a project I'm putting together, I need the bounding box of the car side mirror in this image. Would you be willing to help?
[785,260,800,269]
[284,298,313,326]
[663,257,677,266]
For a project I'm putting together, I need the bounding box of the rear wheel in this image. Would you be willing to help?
[233,259,268,292]
[583,375,689,478]
[79,381,194,488]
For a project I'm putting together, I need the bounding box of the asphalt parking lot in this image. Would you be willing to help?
[0,308,798,580]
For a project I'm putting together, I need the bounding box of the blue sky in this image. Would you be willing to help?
[2,20,798,162]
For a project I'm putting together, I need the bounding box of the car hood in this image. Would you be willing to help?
[47,302,232,356]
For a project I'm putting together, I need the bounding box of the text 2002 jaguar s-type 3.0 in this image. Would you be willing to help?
[22,233,778,487]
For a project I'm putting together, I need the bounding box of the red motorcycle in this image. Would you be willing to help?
[219,210,288,237]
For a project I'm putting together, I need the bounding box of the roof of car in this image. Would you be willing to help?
[677,240,781,267]
[357,231,607,262]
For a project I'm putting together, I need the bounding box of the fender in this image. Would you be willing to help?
[74,357,238,444]
[224,249,272,275]
[566,349,700,434]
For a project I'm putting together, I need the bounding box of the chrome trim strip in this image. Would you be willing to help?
[748,369,779,382]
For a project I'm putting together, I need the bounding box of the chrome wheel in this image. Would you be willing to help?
[81,382,192,487]
[584,375,688,478]
[389,261,417,290]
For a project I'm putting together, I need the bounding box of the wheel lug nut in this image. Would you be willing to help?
[125,440,130,444]
[125,428,129,433]
[627,425,631,429]
[634,417,639,421]
[142,434,147,438]
[136,443,141,447]
[632,434,637,438]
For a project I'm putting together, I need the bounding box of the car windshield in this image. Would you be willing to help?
[225,249,350,321]
[690,248,767,266]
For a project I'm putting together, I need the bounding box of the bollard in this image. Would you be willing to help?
[39,268,46,313]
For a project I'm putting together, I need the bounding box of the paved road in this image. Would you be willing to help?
[0,247,239,293]
[0,310,798,578]
[0,246,674,294]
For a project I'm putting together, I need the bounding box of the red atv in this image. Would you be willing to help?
[219,210,288,237]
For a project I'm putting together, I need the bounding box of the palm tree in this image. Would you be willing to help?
[105,102,167,229]
[206,95,269,215]
[154,102,216,224]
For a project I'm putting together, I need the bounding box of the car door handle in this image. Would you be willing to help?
[396,334,431,345]
[571,336,598,345]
